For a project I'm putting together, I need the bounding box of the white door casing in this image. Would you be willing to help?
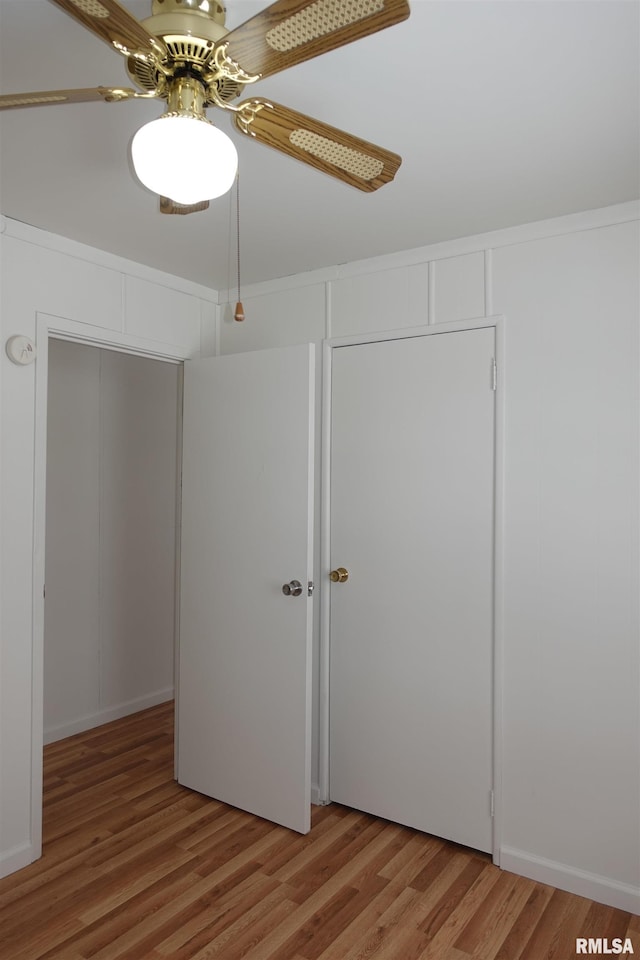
[178,344,315,834]
[328,327,496,853]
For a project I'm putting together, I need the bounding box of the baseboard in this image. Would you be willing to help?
[0,841,37,879]
[500,846,640,914]
[43,688,175,745]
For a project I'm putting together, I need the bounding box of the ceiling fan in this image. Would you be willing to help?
[0,0,410,214]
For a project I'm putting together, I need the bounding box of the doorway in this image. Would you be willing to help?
[43,339,181,763]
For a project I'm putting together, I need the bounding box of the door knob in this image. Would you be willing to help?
[282,579,303,597]
[330,567,349,583]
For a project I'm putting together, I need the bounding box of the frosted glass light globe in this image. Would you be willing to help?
[132,114,238,205]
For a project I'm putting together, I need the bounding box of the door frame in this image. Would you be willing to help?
[319,316,505,864]
[31,311,188,862]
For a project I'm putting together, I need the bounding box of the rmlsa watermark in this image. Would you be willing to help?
[576,939,634,955]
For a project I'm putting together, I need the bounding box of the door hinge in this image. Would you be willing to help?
[490,789,495,817]
[43,584,46,599]
[491,358,497,391]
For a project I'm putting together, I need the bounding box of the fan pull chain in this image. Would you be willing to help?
[234,174,245,322]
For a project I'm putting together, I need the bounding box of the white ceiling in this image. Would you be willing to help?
[0,0,638,290]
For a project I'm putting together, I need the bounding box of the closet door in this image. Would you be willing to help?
[329,328,495,852]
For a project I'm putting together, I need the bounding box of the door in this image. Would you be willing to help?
[178,343,315,834]
[329,328,495,852]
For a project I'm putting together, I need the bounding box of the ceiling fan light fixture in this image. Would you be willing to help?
[131,113,238,205]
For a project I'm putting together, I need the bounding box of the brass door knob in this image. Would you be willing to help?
[330,567,349,583]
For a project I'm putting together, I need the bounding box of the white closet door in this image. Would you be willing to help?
[329,328,495,852]
[178,344,315,834]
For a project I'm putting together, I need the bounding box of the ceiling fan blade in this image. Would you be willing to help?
[159,197,210,215]
[0,87,139,110]
[233,99,401,191]
[222,0,409,79]
[48,0,165,60]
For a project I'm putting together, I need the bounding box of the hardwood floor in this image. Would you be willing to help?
[0,703,637,960]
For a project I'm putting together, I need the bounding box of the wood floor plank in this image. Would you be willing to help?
[4,915,87,960]
[296,875,389,960]
[452,870,530,957]
[413,857,503,958]
[329,885,422,960]
[238,828,410,960]
[185,889,297,960]
[66,862,206,958]
[379,831,443,888]
[518,889,581,959]
[152,871,283,957]
[492,882,556,960]
[1,701,638,960]
[285,815,393,903]
[312,879,409,960]
[418,858,490,944]
[266,809,363,881]
[92,873,287,960]
[468,876,538,960]
[371,858,490,960]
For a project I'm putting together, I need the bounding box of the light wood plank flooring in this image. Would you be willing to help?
[0,702,637,960]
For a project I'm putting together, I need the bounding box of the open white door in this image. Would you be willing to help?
[178,344,315,834]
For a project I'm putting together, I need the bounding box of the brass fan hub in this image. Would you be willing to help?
[127,0,243,107]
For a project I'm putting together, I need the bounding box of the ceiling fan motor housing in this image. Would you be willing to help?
[127,0,242,106]
[151,0,226,26]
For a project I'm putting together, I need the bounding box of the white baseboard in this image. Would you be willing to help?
[500,846,640,914]
[0,841,37,879]
[43,688,174,745]
[311,782,321,805]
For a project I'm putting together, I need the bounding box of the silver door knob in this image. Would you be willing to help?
[282,579,303,597]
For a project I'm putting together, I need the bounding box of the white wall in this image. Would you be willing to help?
[44,341,179,743]
[492,224,639,900]
[218,202,640,913]
[0,217,215,877]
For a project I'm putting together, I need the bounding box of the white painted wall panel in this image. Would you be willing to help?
[493,220,640,888]
[99,350,178,709]
[330,264,428,337]
[44,341,101,734]
[219,285,325,354]
[3,239,122,331]
[124,276,201,352]
[432,251,485,323]
[200,301,217,358]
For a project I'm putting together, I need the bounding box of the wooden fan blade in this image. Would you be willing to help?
[48,0,165,60]
[0,87,139,110]
[223,0,409,79]
[159,197,210,215]
[233,99,401,191]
